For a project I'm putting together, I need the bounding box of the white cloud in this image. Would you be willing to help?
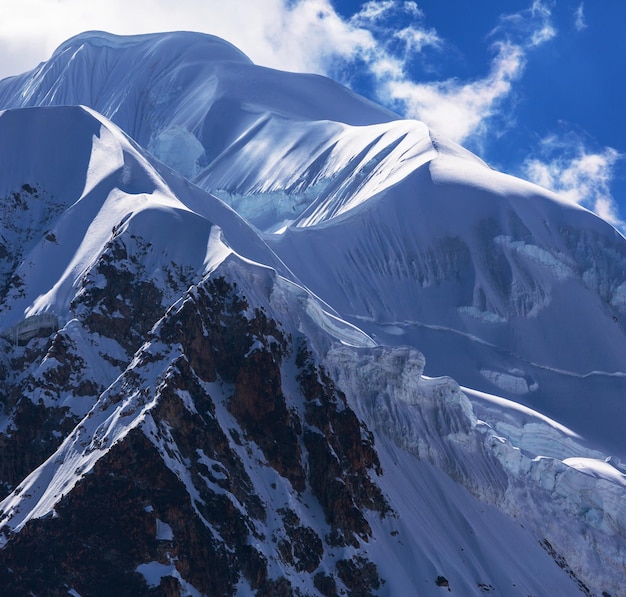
[341,0,442,74]
[393,26,441,55]
[0,0,374,79]
[369,1,555,144]
[574,3,587,31]
[402,2,423,19]
[528,0,557,46]
[252,0,378,74]
[382,40,525,144]
[523,134,623,226]
[494,0,556,47]
[350,0,397,25]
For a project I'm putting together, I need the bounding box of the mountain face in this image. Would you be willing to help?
[0,31,624,596]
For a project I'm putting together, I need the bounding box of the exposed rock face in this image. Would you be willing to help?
[231,344,307,493]
[0,330,93,499]
[0,428,233,596]
[0,275,388,596]
[74,234,166,354]
[0,184,65,307]
[0,395,72,498]
[297,344,388,547]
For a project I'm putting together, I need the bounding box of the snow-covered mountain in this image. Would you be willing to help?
[0,31,624,596]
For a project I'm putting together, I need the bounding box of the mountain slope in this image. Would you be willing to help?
[269,137,626,457]
[1,32,623,459]
[0,30,396,177]
[0,32,624,596]
[0,104,294,330]
[0,105,600,596]
[0,252,596,596]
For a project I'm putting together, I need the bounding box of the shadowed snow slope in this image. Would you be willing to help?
[270,138,626,458]
[0,31,396,177]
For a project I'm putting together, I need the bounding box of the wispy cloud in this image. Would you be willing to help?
[382,41,524,145]
[523,132,623,226]
[344,0,557,145]
[574,3,587,31]
[493,0,556,47]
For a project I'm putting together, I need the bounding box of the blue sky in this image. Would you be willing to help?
[327,1,626,228]
[0,0,623,228]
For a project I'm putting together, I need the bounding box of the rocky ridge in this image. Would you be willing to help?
[0,264,390,596]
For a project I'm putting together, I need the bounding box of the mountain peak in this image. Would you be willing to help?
[0,30,624,596]
[53,30,254,65]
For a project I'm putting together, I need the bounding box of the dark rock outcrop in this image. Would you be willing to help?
[0,275,389,596]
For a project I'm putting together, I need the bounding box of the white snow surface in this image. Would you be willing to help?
[137,562,202,596]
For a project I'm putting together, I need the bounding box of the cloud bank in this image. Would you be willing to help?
[524,133,623,226]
